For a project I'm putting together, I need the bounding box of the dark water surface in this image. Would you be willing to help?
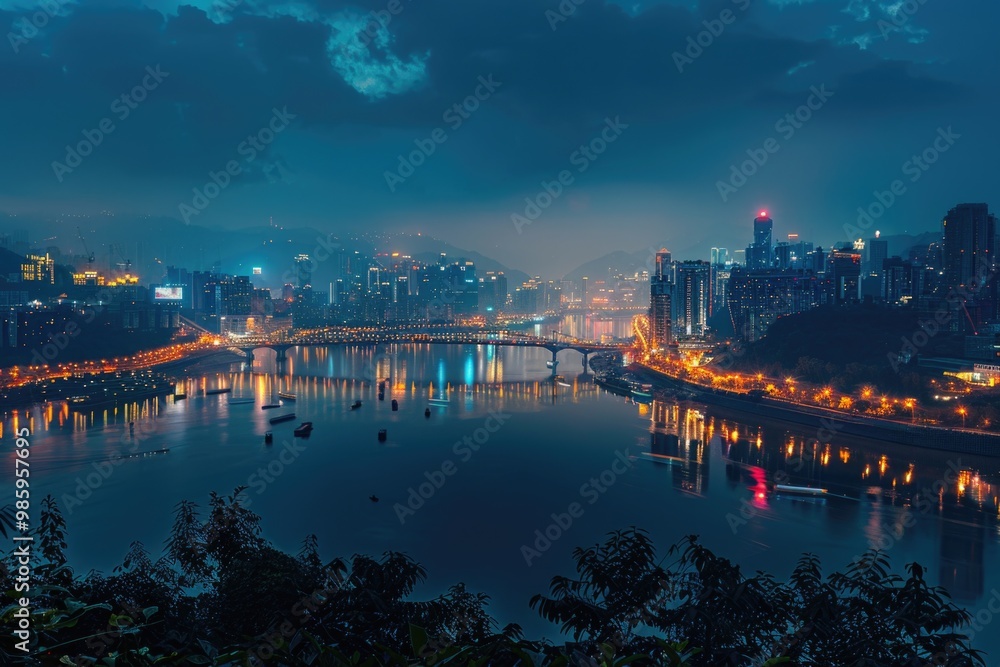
[6,344,1000,658]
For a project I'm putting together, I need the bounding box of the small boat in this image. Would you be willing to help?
[261,403,281,410]
[773,484,828,497]
[116,448,169,460]
[350,400,362,410]
[269,413,296,424]
[428,398,449,406]
[206,387,232,395]
[277,391,296,401]
[293,422,313,437]
[378,392,385,401]
[391,399,398,411]
[228,397,254,405]
[377,429,387,441]
[424,408,431,418]
[173,393,187,401]
[264,431,273,444]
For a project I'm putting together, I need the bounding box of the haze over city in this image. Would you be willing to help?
[1,0,999,275]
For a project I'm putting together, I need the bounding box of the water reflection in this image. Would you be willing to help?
[642,397,1000,604]
[6,344,1000,655]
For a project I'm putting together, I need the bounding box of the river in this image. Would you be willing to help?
[4,343,1000,657]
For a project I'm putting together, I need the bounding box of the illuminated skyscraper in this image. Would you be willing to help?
[728,268,819,341]
[650,279,672,351]
[649,248,673,351]
[747,212,774,269]
[674,260,711,337]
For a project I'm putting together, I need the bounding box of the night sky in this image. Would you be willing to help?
[1,0,997,276]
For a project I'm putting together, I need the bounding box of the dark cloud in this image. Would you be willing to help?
[0,0,996,276]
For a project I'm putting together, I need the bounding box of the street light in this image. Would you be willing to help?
[958,406,967,428]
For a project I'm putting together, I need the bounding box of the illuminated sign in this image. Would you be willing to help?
[154,287,183,301]
[253,267,262,275]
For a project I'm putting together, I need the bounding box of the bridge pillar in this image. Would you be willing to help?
[245,350,255,367]
[550,348,559,375]
[582,352,589,372]
[275,347,287,362]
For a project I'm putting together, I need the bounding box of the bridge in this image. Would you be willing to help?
[230,329,628,374]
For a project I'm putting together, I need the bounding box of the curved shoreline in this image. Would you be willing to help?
[633,362,1000,457]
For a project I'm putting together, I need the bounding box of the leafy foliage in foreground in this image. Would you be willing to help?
[0,493,986,666]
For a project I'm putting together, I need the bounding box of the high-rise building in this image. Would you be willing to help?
[747,212,774,269]
[883,256,913,306]
[942,203,997,327]
[728,268,819,341]
[649,278,672,351]
[655,249,672,280]
[294,254,312,288]
[754,212,773,249]
[807,247,826,275]
[712,265,732,311]
[865,232,889,300]
[478,272,508,313]
[674,260,712,337]
[773,242,793,270]
[21,253,54,284]
[513,282,539,314]
[867,232,888,276]
[828,244,862,303]
[710,247,729,266]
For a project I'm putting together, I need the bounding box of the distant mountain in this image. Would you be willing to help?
[562,248,657,283]
[0,213,529,291]
[879,231,941,258]
[376,233,530,287]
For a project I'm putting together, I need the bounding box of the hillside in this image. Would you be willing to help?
[729,304,946,395]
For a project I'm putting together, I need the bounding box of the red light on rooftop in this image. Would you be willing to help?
[759,210,767,217]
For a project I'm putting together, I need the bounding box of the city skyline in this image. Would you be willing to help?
[4,3,1000,665]
[0,204,968,284]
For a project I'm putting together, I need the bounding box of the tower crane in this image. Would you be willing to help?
[77,227,95,264]
[112,243,132,272]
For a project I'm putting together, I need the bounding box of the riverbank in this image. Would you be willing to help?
[633,362,1000,457]
[151,348,244,376]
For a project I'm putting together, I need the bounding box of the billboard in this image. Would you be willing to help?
[154,286,184,301]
